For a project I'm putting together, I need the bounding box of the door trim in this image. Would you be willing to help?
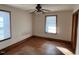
[71,9,79,53]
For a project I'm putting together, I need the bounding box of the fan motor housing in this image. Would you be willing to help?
[36,4,42,12]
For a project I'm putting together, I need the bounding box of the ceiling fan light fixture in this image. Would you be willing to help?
[30,4,51,14]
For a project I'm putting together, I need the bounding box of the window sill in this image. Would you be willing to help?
[0,37,11,42]
[45,32,57,35]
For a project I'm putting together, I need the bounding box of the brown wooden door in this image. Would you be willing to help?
[71,12,78,53]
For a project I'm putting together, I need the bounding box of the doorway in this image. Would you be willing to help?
[71,10,79,53]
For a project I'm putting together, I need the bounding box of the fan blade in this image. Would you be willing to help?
[42,9,52,12]
[27,9,36,12]
[30,10,37,14]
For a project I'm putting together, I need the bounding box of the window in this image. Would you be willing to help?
[45,15,57,34]
[0,10,11,42]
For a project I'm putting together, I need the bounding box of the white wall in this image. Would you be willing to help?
[0,5,32,50]
[33,11,72,41]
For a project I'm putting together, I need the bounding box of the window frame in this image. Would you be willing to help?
[0,9,11,42]
[45,15,57,34]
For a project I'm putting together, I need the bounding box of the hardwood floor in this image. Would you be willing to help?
[4,36,74,55]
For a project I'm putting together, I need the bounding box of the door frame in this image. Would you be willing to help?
[71,9,79,53]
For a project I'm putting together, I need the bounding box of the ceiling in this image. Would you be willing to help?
[7,4,77,12]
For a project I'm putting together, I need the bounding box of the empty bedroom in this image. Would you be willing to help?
[0,4,79,55]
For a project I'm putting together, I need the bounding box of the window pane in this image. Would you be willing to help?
[0,11,11,41]
[0,17,4,40]
[45,16,56,33]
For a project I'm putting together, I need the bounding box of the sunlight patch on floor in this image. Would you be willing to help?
[56,46,74,55]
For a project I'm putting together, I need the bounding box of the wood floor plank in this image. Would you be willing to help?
[4,37,73,55]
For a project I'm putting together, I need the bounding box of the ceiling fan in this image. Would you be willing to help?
[30,4,51,14]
